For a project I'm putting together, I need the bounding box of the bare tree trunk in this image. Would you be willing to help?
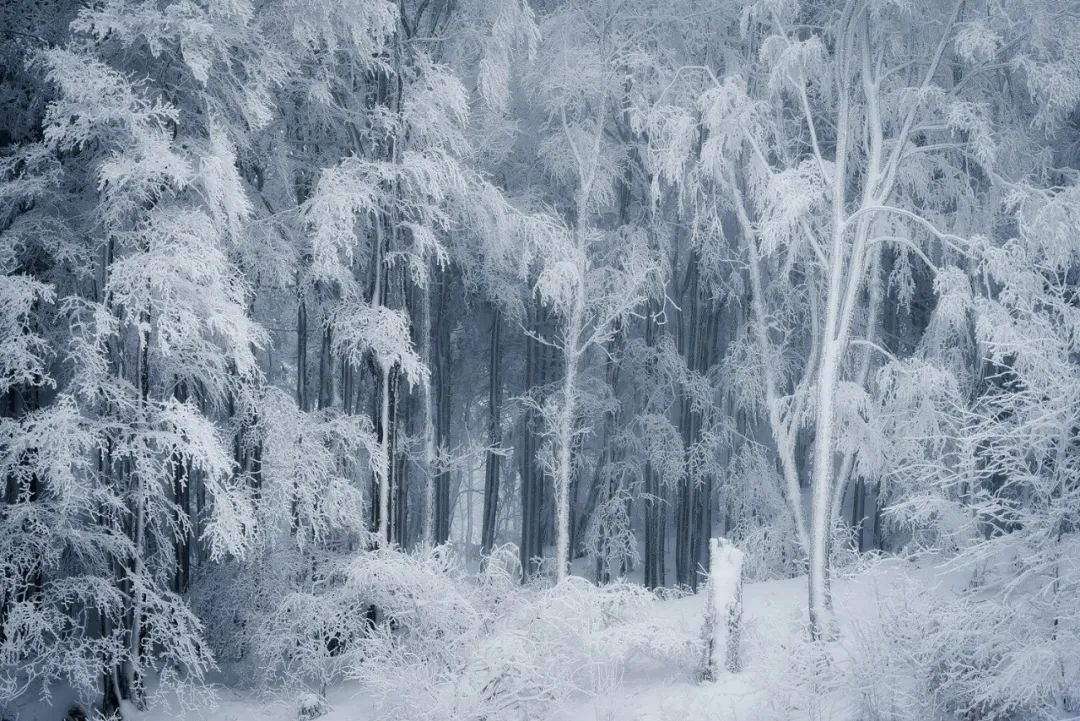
[641,301,664,588]
[520,308,537,580]
[342,354,353,416]
[643,458,659,589]
[420,275,437,546]
[676,255,701,588]
[123,321,151,710]
[296,287,309,411]
[554,284,583,584]
[433,277,452,544]
[695,305,721,581]
[318,322,334,410]
[481,308,503,556]
[465,460,474,556]
[391,367,406,545]
[173,382,191,596]
[377,364,392,544]
[538,339,554,563]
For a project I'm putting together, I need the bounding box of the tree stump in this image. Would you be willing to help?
[701,536,744,679]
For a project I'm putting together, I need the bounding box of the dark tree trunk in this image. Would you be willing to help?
[675,256,701,588]
[391,367,407,545]
[693,303,721,581]
[850,478,865,552]
[642,301,665,589]
[433,276,453,545]
[520,307,537,579]
[580,326,623,583]
[296,290,309,411]
[520,306,546,580]
[318,323,334,410]
[481,308,503,556]
[173,382,191,596]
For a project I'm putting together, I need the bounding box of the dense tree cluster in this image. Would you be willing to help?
[2,0,1079,717]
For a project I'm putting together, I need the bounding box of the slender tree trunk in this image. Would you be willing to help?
[391,367,406,545]
[296,289,309,411]
[642,301,664,589]
[173,384,191,596]
[124,323,150,709]
[377,364,392,544]
[808,127,854,641]
[520,309,536,580]
[433,279,452,544]
[554,284,583,584]
[481,308,503,556]
[465,461,474,555]
[538,339,554,563]
[644,457,659,589]
[694,306,720,583]
[734,199,811,555]
[420,276,437,546]
[853,479,866,552]
[318,323,334,410]
[809,325,841,636]
[676,257,700,588]
[342,355,353,416]
[872,481,883,550]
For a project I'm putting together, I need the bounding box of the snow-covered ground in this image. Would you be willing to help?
[3,557,959,721]
[556,557,957,721]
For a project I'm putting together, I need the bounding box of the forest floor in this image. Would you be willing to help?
[551,556,957,721]
[6,557,958,721]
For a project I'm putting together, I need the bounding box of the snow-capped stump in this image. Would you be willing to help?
[297,693,329,721]
[701,537,744,680]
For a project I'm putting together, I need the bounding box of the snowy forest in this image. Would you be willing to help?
[2,0,1080,719]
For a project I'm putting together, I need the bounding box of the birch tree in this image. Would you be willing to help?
[523,1,666,581]
[643,0,1024,634]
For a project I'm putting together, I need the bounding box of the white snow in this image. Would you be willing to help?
[2,558,956,721]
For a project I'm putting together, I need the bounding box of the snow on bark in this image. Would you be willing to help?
[701,537,744,679]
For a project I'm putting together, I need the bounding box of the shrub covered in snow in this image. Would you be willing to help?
[243,544,700,721]
[846,575,1080,721]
